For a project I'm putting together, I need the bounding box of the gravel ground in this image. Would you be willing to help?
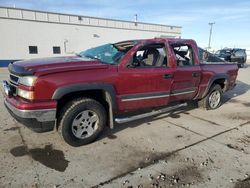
[0,66,249,188]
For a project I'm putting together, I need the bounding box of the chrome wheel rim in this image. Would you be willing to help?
[72,110,99,139]
[209,90,221,108]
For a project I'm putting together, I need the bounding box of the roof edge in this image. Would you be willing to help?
[0,6,182,29]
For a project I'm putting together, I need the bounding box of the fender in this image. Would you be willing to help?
[52,83,117,128]
[201,74,229,98]
[52,83,116,108]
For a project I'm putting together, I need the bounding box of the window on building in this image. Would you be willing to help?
[53,46,61,54]
[29,46,38,54]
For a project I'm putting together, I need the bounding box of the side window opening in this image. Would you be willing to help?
[171,44,194,66]
[234,50,244,57]
[130,43,168,68]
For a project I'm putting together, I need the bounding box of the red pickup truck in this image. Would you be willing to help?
[2,38,238,146]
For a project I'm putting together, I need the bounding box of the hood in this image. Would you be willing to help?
[9,56,109,76]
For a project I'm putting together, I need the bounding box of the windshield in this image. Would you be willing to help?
[79,43,124,64]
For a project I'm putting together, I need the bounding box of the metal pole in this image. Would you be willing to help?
[64,39,68,54]
[208,22,215,50]
[134,14,138,26]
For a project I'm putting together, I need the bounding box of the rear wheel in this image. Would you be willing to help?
[198,84,222,110]
[58,98,107,146]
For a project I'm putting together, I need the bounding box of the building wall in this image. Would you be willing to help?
[0,7,181,66]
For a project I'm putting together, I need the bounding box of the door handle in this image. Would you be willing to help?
[192,72,200,77]
[163,74,173,79]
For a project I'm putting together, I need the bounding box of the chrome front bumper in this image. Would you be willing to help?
[4,99,56,122]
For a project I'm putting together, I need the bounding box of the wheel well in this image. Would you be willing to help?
[56,90,110,119]
[213,78,227,91]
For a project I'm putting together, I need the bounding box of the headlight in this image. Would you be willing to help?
[18,76,37,86]
[17,88,34,100]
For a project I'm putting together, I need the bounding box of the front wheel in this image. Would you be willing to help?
[198,84,222,110]
[58,98,107,146]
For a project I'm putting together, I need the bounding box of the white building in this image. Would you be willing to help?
[0,7,182,67]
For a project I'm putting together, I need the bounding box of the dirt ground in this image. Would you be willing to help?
[0,65,249,188]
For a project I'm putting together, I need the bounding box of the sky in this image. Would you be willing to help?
[0,0,250,49]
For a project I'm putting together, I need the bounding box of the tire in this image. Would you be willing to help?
[198,84,222,110]
[58,98,107,146]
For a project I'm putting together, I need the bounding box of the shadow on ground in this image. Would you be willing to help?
[98,102,198,141]
[223,80,250,104]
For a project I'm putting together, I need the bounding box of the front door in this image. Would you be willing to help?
[116,42,174,112]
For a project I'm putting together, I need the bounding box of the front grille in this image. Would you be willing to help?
[9,74,19,85]
[9,74,19,96]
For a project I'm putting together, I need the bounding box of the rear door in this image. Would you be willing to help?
[169,42,201,102]
[116,42,174,111]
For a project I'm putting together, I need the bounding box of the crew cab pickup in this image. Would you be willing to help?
[2,38,238,146]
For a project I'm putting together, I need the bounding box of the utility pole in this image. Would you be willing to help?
[208,22,215,51]
[134,14,138,26]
